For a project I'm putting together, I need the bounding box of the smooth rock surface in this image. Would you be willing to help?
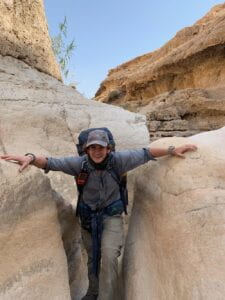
[0,161,71,300]
[124,126,225,300]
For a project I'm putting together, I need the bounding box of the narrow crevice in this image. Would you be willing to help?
[0,137,7,154]
[53,190,87,300]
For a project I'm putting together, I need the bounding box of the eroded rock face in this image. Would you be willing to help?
[124,127,225,300]
[138,87,225,140]
[0,54,149,299]
[95,4,225,139]
[0,162,71,299]
[0,0,61,80]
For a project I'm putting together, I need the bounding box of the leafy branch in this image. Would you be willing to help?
[51,16,76,80]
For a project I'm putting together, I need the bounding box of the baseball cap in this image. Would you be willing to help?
[86,129,109,148]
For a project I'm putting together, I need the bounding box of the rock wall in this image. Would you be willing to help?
[138,87,225,140]
[95,4,225,140]
[0,0,61,80]
[0,162,71,300]
[124,126,225,300]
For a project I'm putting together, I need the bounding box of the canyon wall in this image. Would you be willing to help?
[124,127,225,300]
[0,0,61,80]
[95,4,225,140]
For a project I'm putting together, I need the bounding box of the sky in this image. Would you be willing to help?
[44,0,222,99]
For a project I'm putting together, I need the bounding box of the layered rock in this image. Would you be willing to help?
[138,87,225,140]
[124,126,225,300]
[95,4,225,139]
[0,0,61,80]
[0,54,149,299]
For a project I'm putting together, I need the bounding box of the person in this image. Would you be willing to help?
[0,129,197,300]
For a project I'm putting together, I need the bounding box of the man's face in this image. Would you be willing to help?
[86,144,110,163]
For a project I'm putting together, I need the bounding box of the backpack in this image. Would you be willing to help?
[75,127,128,216]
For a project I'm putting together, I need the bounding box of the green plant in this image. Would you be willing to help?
[51,16,76,80]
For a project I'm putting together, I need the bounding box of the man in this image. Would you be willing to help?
[0,129,197,300]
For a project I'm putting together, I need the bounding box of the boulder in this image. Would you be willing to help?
[0,161,71,299]
[124,126,225,300]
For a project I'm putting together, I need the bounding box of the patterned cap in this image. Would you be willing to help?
[86,130,109,148]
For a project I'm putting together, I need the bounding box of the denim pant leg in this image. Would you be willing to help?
[82,228,99,297]
[98,215,124,300]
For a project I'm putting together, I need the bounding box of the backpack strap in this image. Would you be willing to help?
[75,159,90,216]
[107,155,128,215]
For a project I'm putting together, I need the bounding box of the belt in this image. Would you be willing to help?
[78,199,124,276]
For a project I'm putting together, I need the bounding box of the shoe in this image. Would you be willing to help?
[81,294,98,300]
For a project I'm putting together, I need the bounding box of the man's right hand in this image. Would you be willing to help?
[0,155,33,172]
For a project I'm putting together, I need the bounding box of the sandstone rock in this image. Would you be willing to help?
[95,4,225,139]
[0,0,61,80]
[124,126,225,300]
[96,4,225,103]
[0,161,71,300]
[138,87,225,140]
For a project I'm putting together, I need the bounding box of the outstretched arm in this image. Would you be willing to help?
[149,144,197,158]
[0,154,47,172]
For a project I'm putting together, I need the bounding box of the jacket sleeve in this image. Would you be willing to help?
[44,156,83,176]
[113,148,156,174]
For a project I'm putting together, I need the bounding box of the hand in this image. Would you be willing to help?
[0,155,33,172]
[172,144,197,158]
